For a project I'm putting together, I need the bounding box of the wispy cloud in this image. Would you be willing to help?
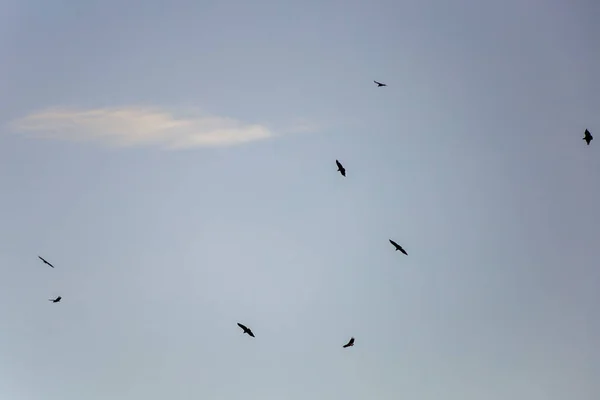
[10,106,276,149]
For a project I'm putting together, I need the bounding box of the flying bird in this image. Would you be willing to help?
[583,129,593,145]
[38,256,55,268]
[237,323,255,338]
[343,337,355,348]
[335,160,346,177]
[389,239,408,255]
[49,296,61,303]
[374,80,387,87]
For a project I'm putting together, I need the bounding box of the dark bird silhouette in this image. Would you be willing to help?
[237,323,255,338]
[584,129,593,145]
[38,256,55,268]
[343,337,355,348]
[374,80,387,87]
[49,296,61,303]
[335,160,346,177]
[389,239,408,255]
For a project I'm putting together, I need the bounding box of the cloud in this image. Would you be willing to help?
[10,106,275,149]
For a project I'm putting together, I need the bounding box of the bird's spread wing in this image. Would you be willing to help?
[389,239,398,248]
[237,323,247,330]
[336,160,342,168]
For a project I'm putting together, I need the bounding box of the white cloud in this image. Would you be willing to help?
[10,107,275,149]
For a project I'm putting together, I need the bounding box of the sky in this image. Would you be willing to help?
[0,0,599,399]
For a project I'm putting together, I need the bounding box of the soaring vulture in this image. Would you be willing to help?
[237,323,255,338]
[389,239,408,255]
[584,129,593,145]
[38,256,55,268]
[336,160,346,177]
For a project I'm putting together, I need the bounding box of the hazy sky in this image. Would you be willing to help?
[1,1,599,399]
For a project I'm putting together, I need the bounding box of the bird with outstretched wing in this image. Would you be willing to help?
[389,239,408,255]
[343,337,355,348]
[584,129,593,145]
[38,256,55,268]
[335,160,346,177]
[237,323,255,338]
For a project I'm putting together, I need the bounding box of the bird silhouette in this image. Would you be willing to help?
[237,323,255,338]
[389,239,408,255]
[374,80,387,87]
[38,256,55,268]
[49,296,61,303]
[335,160,346,177]
[343,337,355,348]
[584,129,593,145]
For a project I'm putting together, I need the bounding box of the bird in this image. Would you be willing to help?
[343,337,355,348]
[335,160,346,177]
[38,256,55,268]
[49,296,61,303]
[583,129,593,145]
[373,80,387,87]
[237,323,255,338]
[389,239,408,255]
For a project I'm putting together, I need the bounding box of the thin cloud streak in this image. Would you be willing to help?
[10,107,276,149]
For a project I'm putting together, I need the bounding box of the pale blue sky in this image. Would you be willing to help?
[0,0,599,399]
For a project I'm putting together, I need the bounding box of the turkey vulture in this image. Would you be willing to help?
[389,239,408,255]
[49,296,61,303]
[343,337,355,348]
[584,129,593,145]
[237,323,255,338]
[336,160,346,177]
[374,80,387,87]
[38,256,55,268]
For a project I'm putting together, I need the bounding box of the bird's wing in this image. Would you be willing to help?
[248,330,255,337]
[349,337,354,344]
[336,160,342,168]
[237,323,247,330]
[374,80,381,85]
[38,256,45,262]
[400,247,408,255]
[389,239,398,248]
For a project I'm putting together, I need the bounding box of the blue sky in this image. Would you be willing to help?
[1,0,599,399]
